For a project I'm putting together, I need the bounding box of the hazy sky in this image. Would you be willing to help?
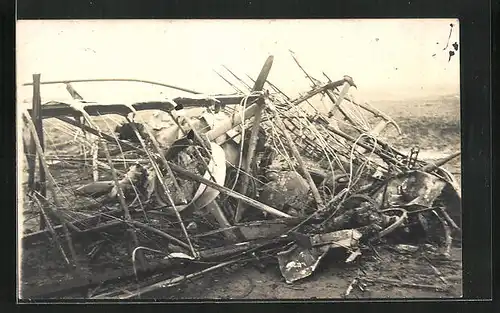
[16,19,460,104]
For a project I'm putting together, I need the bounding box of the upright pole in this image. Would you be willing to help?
[234,56,274,222]
[31,74,47,230]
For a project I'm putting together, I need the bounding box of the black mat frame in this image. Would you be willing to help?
[2,0,493,310]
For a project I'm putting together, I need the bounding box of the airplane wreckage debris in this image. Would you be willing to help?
[20,55,461,299]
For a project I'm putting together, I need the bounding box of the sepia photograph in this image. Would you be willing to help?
[16,19,462,300]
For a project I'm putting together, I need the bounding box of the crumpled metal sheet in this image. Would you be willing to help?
[374,170,447,209]
[309,229,363,247]
[277,244,330,284]
[259,171,311,213]
[436,167,461,199]
[277,229,362,284]
[434,167,462,228]
[401,171,447,207]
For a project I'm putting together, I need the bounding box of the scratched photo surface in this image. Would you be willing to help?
[17,19,461,300]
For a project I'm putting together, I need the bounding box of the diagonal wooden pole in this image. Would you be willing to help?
[234,56,274,222]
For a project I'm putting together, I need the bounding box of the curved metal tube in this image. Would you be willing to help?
[378,208,408,238]
[23,78,202,94]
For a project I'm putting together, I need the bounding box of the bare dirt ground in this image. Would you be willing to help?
[149,243,461,300]
[19,93,461,300]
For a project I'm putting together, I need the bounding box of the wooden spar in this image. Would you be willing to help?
[289,51,342,114]
[28,95,262,119]
[330,77,365,131]
[326,86,402,136]
[324,87,361,128]
[32,74,46,198]
[235,56,274,222]
[26,78,38,193]
[292,53,357,126]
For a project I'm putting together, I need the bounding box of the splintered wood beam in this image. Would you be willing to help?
[233,100,265,222]
[234,56,274,222]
